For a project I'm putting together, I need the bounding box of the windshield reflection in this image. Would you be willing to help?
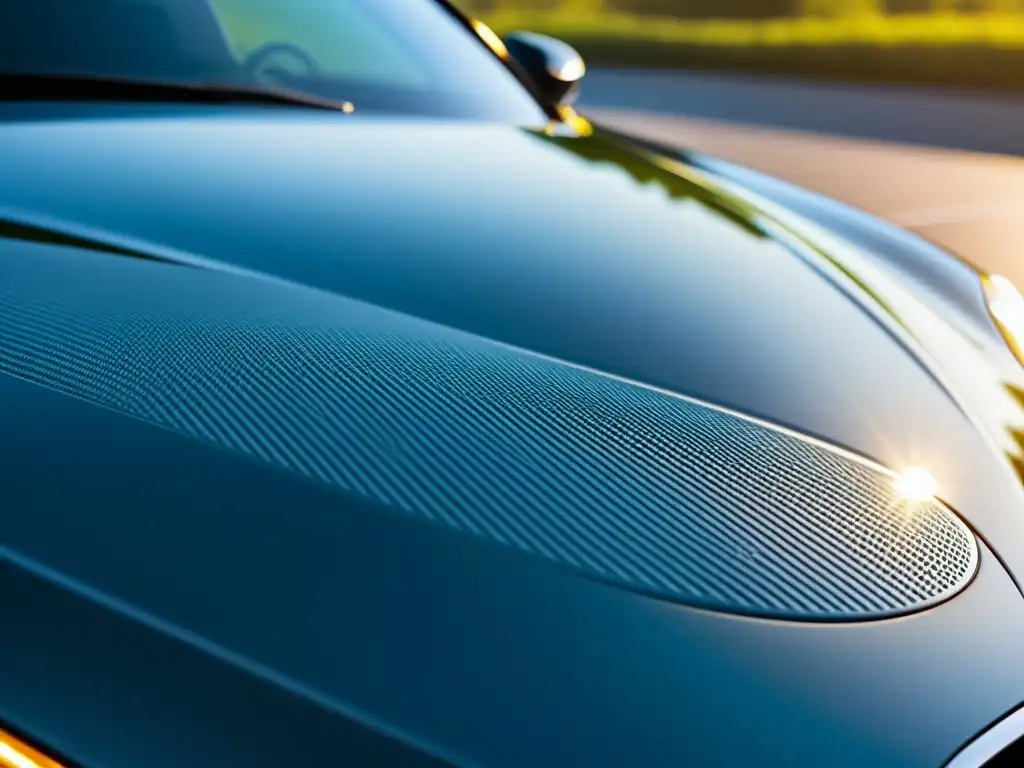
[0,0,548,123]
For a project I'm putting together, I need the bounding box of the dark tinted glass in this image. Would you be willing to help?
[0,0,548,123]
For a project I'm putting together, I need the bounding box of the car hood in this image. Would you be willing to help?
[5,106,1024,766]
[5,106,1024,525]
[0,109,1000,446]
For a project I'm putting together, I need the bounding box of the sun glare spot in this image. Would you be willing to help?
[893,467,937,503]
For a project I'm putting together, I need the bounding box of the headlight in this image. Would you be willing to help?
[0,726,65,768]
[982,273,1024,365]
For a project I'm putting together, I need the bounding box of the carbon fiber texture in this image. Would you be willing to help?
[0,248,979,620]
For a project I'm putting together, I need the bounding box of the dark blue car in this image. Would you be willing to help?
[4,2,1024,766]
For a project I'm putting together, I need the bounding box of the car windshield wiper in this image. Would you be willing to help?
[0,73,353,112]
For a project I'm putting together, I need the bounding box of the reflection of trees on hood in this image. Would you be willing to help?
[1002,384,1024,484]
[524,128,770,240]
[525,127,913,335]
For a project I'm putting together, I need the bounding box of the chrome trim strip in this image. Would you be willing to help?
[946,707,1024,767]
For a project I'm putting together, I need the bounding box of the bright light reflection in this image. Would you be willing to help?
[470,19,509,59]
[0,728,64,768]
[893,467,938,503]
[553,57,586,82]
[984,273,1024,364]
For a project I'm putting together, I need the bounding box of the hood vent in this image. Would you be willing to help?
[0,246,981,621]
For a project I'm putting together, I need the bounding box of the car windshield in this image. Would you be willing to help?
[0,0,549,123]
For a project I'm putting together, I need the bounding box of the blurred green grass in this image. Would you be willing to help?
[477,9,1024,47]
[467,8,1024,92]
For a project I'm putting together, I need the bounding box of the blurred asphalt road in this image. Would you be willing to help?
[579,70,1024,287]
[579,69,1024,156]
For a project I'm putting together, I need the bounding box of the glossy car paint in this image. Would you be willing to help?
[4,103,1024,766]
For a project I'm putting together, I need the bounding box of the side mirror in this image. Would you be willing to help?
[503,31,585,108]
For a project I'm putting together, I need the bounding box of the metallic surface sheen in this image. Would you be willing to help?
[945,707,1024,767]
[0,244,980,620]
[5,103,1024,768]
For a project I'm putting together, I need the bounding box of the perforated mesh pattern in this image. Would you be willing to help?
[0,253,979,619]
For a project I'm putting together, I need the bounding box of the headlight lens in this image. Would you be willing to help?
[0,727,65,768]
[982,273,1024,365]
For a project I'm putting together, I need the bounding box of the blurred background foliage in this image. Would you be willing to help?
[460,0,1024,17]
[452,0,1024,92]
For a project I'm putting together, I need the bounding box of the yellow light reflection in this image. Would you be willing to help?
[557,106,594,137]
[0,728,65,768]
[470,19,509,59]
[983,273,1024,365]
[893,467,938,503]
